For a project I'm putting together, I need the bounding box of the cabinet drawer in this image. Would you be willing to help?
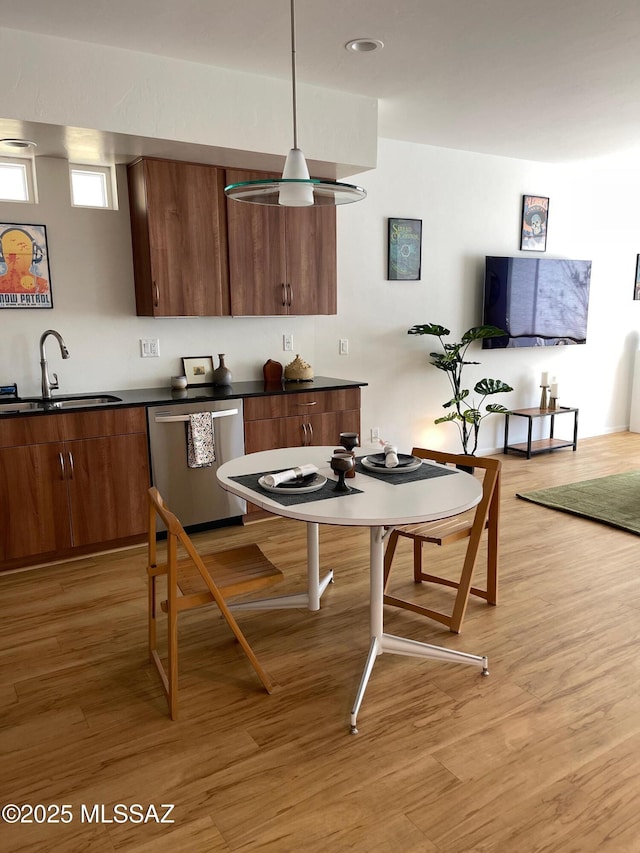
[0,407,147,448]
[61,407,147,440]
[244,388,360,421]
[0,414,64,448]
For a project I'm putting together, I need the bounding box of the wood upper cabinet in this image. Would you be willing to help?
[127,158,230,317]
[0,409,150,569]
[226,168,337,316]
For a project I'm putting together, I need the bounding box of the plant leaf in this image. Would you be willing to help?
[461,325,507,343]
[486,403,511,414]
[435,412,460,424]
[474,378,514,395]
[408,323,450,337]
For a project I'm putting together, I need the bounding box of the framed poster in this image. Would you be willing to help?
[388,218,422,280]
[182,355,214,386]
[0,223,52,308]
[634,255,640,300]
[520,195,549,252]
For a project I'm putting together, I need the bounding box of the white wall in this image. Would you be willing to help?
[1,142,639,455]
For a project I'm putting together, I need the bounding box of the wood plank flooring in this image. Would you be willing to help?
[3,431,640,851]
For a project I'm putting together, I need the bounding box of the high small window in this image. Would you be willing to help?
[69,164,116,209]
[0,157,36,203]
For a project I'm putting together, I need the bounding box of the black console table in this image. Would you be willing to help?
[503,406,579,458]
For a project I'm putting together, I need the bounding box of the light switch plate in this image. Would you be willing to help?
[140,338,160,358]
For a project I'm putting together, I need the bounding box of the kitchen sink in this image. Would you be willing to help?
[0,394,122,413]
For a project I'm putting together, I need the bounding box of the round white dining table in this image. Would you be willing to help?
[217,446,488,732]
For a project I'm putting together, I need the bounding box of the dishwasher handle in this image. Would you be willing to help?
[154,408,239,423]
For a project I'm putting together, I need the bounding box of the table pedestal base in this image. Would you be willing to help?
[349,526,489,734]
[227,523,332,612]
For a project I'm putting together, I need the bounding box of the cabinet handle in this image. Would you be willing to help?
[287,283,293,307]
[153,281,159,308]
[281,283,287,307]
[58,452,66,480]
[301,422,308,446]
[298,401,318,407]
[67,451,74,480]
[307,420,313,444]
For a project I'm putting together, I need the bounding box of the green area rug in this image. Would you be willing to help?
[516,471,640,536]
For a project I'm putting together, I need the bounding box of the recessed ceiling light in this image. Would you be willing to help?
[0,138,37,149]
[345,38,384,53]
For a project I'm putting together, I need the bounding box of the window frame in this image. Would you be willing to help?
[69,163,117,210]
[0,156,37,204]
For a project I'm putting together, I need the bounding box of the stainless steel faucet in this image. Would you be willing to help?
[39,329,70,399]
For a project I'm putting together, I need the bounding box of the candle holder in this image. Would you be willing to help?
[539,384,549,410]
[548,396,558,411]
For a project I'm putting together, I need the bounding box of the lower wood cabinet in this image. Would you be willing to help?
[0,408,150,570]
[243,388,361,515]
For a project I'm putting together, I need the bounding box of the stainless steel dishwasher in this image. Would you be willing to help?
[147,398,246,528]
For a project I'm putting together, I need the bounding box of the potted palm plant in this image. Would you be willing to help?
[408,323,513,457]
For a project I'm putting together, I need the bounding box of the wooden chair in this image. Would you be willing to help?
[147,486,284,719]
[383,449,501,634]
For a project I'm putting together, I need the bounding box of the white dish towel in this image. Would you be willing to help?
[186,413,216,468]
[262,464,318,487]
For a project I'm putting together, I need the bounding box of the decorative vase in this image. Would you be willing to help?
[213,353,232,386]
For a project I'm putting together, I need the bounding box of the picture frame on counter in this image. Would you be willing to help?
[182,355,215,386]
[387,217,422,281]
[0,223,53,309]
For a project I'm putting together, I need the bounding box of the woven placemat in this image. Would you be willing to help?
[230,470,363,506]
[354,457,458,485]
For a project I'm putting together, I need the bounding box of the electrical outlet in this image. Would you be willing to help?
[339,338,349,355]
[370,427,381,442]
[283,333,294,352]
[140,338,160,358]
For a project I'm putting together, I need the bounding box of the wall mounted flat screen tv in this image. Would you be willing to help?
[482,256,592,349]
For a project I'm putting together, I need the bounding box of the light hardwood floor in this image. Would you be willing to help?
[3,431,640,852]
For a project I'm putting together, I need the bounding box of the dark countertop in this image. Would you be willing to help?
[0,376,367,418]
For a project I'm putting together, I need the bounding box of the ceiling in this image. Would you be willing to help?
[1,0,640,167]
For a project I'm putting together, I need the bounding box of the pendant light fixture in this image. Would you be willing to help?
[224,0,366,207]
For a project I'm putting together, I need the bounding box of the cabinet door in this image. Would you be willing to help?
[0,443,72,561]
[66,433,150,547]
[285,206,336,315]
[307,409,360,447]
[244,416,307,453]
[128,158,230,317]
[226,169,287,316]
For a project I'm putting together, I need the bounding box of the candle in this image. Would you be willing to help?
[550,382,558,397]
[541,371,549,386]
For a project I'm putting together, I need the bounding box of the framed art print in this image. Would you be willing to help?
[182,355,214,386]
[388,218,422,280]
[0,223,53,308]
[520,195,549,252]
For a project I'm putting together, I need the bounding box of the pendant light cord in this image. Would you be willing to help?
[290,0,299,150]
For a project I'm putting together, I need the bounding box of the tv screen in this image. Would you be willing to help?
[482,256,592,348]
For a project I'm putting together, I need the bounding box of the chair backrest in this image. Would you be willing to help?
[148,486,231,614]
[410,448,501,536]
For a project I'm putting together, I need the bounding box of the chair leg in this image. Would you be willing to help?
[413,537,423,582]
[449,527,485,633]
[167,599,179,720]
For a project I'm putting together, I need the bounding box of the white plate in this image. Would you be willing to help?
[360,455,423,474]
[258,473,327,494]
